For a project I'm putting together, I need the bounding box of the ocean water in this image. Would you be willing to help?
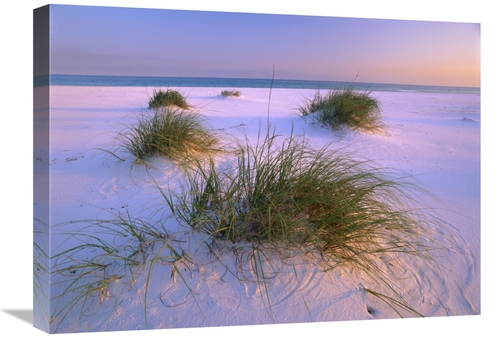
[35,74,480,95]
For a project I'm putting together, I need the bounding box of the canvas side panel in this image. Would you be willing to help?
[33,4,51,333]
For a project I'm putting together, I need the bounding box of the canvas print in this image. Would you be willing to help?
[33,4,480,334]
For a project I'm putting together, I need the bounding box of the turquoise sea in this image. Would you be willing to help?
[34,74,480,95]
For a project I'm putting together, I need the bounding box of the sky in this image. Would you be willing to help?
[47,4,480,87]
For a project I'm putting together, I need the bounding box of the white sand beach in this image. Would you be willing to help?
[33,85,480,333]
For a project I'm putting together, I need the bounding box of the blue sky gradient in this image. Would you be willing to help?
[49,4,480,87]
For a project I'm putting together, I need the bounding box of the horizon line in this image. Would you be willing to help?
[40,73,481,89]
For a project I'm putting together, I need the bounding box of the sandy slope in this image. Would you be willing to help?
[33,85,480,333]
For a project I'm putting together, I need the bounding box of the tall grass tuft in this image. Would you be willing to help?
[299,86,383,132]
[119,107,220,164]
[170,130,428,258]
[148,89,189,109]
[164,127,440,316]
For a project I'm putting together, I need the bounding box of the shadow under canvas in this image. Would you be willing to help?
[3,310,33,325]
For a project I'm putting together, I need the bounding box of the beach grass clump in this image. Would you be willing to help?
[121,107,220,164]
[299,87,382,132]
[167,131,429,269]
[162,129,437,317]
[220,90,241,97]
[148,89,189,109]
